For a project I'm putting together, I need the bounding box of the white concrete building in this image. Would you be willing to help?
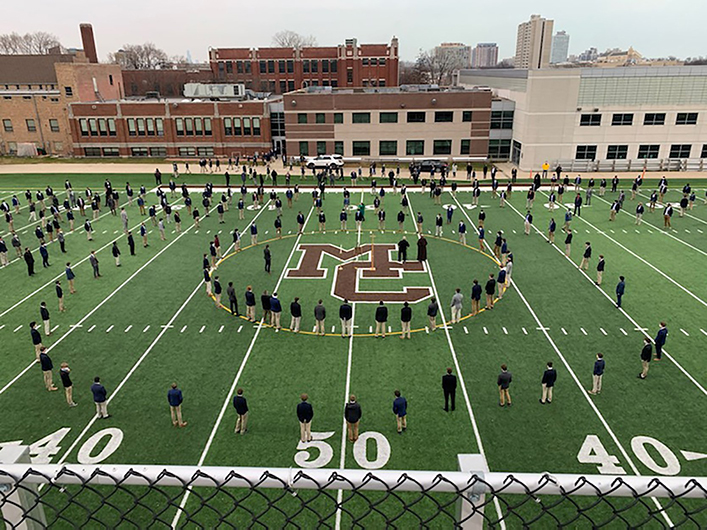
[457,66,707,172]
[514,15,554,70]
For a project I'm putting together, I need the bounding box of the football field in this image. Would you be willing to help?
[1,171,707,527]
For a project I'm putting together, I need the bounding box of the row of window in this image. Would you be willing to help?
[298,139,474,157]
[2,118,60,133]
[2,84,56,90]
[127,118,164,137]
[580,112,699,127]
[83,146,214,158]
[576,144,707,160]
[78,117,265,138]
[220,59,340,75]
[5,141,64,154]
[175,117,212,136]
[79,118,118,137]
[297,110,476,125]
[2,95,60,102]
[223,117,261,136]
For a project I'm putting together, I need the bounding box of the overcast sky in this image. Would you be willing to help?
[2,0,705,63]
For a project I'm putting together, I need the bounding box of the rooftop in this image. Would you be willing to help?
[290,84,487,95]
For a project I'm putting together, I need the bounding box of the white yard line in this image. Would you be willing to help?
[636,190,707,227]
[171,205,313,529]
[453,192,673,527]
[408,194,506,528]
[502,198,707,398]
[540,191,707,309]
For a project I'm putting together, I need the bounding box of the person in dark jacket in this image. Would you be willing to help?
[639,338,652,379]
[261,290,271,322]
[427,297,439,331]
[91,376,110,418]
[245,286,256,321]
[589,353,605,395]
[270,292,282,329]
[654,322,668,360]
[397,236,409,262]
[485,274,497,309]
[615,276,625,308]
[540,362,557,404]
[233,388,248,435]
[400,302,412,339]
[213,276,222,308]
[314,300,326,336]
[344,395,362,442]
[39,347,58,391]
[30,321,43,358]
[40,301,51,336]
[39,243,50,267]
[227,282,239,316]
[471,279,482,316]
[127,231,136,255]
[264,244,271,273]
[24,247,35,276]
[168,383,187,427]
[290,297,302,332]
[392,390,407,433]
[442,367,457,411]
[340,300,353,338]
[374,301,388,338]
[497,364,512,407]
[60,362,77,406]
[297,393,314,442]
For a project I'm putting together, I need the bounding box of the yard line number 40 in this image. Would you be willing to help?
[578,434,682,475]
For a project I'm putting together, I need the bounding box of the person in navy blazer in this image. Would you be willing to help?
[654,322,668,360]
[297,394,314,442]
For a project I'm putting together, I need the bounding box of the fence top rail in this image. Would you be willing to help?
[0,464,706,498]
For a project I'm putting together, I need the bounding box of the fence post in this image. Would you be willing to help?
[457,454,489,529]
[0,445,47,530]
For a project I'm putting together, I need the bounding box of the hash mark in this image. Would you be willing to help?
[561,327,567,335]
[580,327,587,335]
[88,325,96,333]
[680,328,689,336]
[124,325,132,333]
[219,325,224,333]
[522,327,527,335]
[600,328,607,336]
[502,327,508,335]
[199,325,206,333]
[237,325,243,332]
[13,325,22,333]
[620,328,627,336]
[106,325,114,333]
[143,325,150,332]
[464,326,469,334]
[483,326,488,335]
[180,325,187,333]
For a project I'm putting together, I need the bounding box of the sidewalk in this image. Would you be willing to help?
[493,162,707,181]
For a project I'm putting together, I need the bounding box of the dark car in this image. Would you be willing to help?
[410,160,449,174]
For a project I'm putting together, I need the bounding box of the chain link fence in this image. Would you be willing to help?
[2,460,706,528]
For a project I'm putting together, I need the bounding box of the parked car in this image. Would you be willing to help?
[305,155,344,170]
[410,159,448,174]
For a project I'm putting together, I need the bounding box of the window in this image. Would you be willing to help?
[226,62,233,74]
[637,145,660,159]
[299,141,309,156]
[303,60,310,73]
[352,141,370,156]
[178,147,196,157]
[279,80,287,93]
[330,60,337,73]
[331,80,338,87]
[334,141,344,155]
[406,140,424,155]
[197,147,214,157]
[575,145,597,160]
[194,118,203,136]
[175,118,184,136]
[643,113,665,125]
[298,113,308,124]
[379,112,398,123]
[316,113,325,124]
[185,118,194,136]
[322,60,329,73]
[370,58,378,66]
[2,119,13,132]
[379,140,397,156]
[236,61,244,74]
[362,58,369,66]
[246,62,252,73]
[102,147,119,156]
[204,118,213,136]
[7,142,17,154]
[49,119,60,132]
[488,139,511,159]
[233,117,242,136]
[702,145,707,159]
[259,61,266,74]
[136,118,146,136]
[606,145,628,159]
[407,112,425,123]
[311,60,318,73]
[287,60,294,73]
[288,80,295,92]
[242,117,251,135]
[346,68,353,83]
[79,119,88,136]
[579,114,601,126]
[317,141,326,155]
[155,118,163,136]
[334,113,343,124]
[611,113,633,126]
[380,58,386,66]
[433,140,452,155]
[64,86,73,97]
[676,112,698,125]
[84,147,101,157]
[150,147,167,157]
[26,119,37,132]
[98,119,108,136]
[460,139,471,155]
[131,147,149,157]
[669,144,691,158]
[434,111,453,123]
[108,118,117,136]
[88,119,98,137]
[352,112,371,124]
[267,60,275,74]
[462,111,472,122]
[252,117,261,136]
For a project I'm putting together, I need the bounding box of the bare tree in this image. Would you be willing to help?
[108,43,169,69]
[398,60,427,85]
[271,30,317,49]
[415,48,465,85]
[0,31,62,54]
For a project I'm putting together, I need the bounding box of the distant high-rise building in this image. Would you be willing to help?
[550,30,570,64]
[471,43,499,68]
[577,47,599,62]
[435,42,472,69]
[514,14,554,69]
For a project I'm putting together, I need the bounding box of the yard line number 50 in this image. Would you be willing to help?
[295,431,391,470]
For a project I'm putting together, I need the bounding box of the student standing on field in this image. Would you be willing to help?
[485,274,496,309]
[639,338,652,379]
[442,367,457,411]
[227,282,239,316]
[392,390,407,433]
[615,276,625,308]
[375,301,388,338]
[497,364,512,407]
[270,292,282,329]
[30,321,43,359]
[168,383,188,427]
[589,353,605,395]
[233,388,248,435]
[580,242,591,270]
[290,297,302,333]
[56,281,65,312]
[40,301,51,336]
[344,395,362,442]
[450,288,463,324]
[339,299,353,338]
[596,255,605,285]
[60,362,77,406]
[297,394,314,443]
[539,362,556,404]
[400,301,412,339]
[314,299,326,336]
[471,280,482,316]
[91,377,110,418]
[564,229,573,257]
[245,286,256,321]
[39,347,58,391]
[213,276,222,308]
[427,297,438,331]
[654,322,668,360]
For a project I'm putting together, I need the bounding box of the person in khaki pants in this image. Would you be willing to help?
[588,353,605,395]
[427,298,438,331]
[539,362,557,404]
[297,394,314,443]
[314,300,326,336]
[233,388,248,435]
[400,302,412,339]
[344,395,362,442]
[168,383,188,427]
[596,256,605,286]
[39,348,58,392]
[638,338,652,379]
[60,362,77,407]
[497,364,512,407]
[392,390,407,433]
[374,301,388,338]
[91,376,110,419]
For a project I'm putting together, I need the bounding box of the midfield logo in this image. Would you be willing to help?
[286,244,432,303]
